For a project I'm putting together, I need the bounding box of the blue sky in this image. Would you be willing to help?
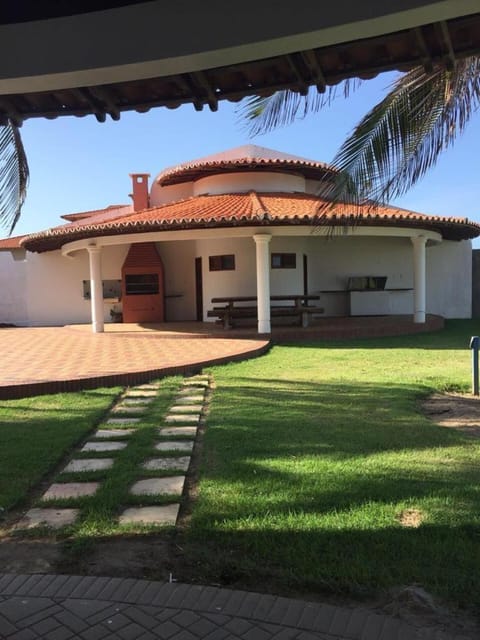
[12,72,480,246]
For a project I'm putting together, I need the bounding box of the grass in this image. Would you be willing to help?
[185,319,480,606]
[0,388,120,514]
[2,320,480,607]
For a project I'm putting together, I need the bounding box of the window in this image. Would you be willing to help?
[271,253,296,269]
[209,254,235,271]
[125,273,159,295]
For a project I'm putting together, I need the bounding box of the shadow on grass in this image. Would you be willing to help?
[185,376,480,605]
[185,521,480,605]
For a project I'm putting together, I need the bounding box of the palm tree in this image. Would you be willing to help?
[0,120,29,234]
[240,57,480,208]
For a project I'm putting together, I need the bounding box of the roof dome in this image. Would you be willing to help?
[155,144,335,186]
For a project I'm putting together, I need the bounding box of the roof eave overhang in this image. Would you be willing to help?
[21,216,476,254]
[0,3,479,124]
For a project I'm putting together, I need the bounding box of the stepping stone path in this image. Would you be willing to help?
[130,476,185,496]
[42,482,100,500]
[16,375,211,531]
[119,504,180,525]
[94,428,136,439]
[106,417,141,425]
[81,441,127,452]
[16,508,79,530]
[111,405,145,414]
[142,456,191,471]
[62,458,114,473]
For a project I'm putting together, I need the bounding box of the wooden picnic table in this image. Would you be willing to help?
[209,294,323,329]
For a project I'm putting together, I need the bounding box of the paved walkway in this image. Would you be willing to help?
[0,325,268,399]
[0,574,447,640]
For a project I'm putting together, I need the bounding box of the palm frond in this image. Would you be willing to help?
[0,120,29,234]
[323,56,480,207]
[238,80,361,137]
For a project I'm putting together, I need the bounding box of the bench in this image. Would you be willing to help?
[208,295,324,329]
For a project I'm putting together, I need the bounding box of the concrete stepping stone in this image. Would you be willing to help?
[119,504,179,526]
[122,397,155,405]
[165,414,200,424]
[158,427,197,438]
[16,508,79,530]
[130,476,185,496]
[124,389,158,397]
[155,441,194,452]
[94,428,136,439]
[169,404,203,414]
[175,395,205,405]
[81,441,127,452]
[182,379,209,388]
[111,405,146,414]
[106,417,141,425]
[62,458,114,473]
[42,482,100,500]
[135,382,162,390]
[142,457,191,472]
[177,386,206,396]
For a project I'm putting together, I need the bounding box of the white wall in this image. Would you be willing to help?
[197,236,257,320]
[150,170,306,205]
[0,252,28,325]
[426,239,472,318]
[155,240,197,321]
[24,245,129,326]
[193,171,305,196]
[150,181,192,206]
[0,232,472,326]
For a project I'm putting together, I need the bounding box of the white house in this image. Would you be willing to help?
[0,145,478,334]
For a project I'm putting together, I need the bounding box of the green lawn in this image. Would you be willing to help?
[186,320,480,606]
[0,379,183,538]
[1,321,480,606]
[0,388,120,514]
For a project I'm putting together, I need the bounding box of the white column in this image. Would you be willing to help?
[253,234,272,334]
[411,236,426,324]
[87,245,104,333]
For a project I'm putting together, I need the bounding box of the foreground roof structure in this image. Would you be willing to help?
[1,2,479,124]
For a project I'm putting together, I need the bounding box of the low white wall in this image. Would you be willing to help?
[426,239,472,318]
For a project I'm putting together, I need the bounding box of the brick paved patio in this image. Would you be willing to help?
[0,574,445,640]
[0,316,443,399]
[0,324,269,399]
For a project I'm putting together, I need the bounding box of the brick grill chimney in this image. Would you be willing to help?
[129,173,150,211]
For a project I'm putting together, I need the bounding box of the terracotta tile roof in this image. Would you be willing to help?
[21,191,480,253]
[0,235,27,250]
[61,204,130,222]
[157,157,335,186]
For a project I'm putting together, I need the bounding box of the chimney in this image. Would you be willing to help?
[129,173,150,211]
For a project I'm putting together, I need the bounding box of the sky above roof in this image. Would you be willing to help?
[10,71,480,247]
